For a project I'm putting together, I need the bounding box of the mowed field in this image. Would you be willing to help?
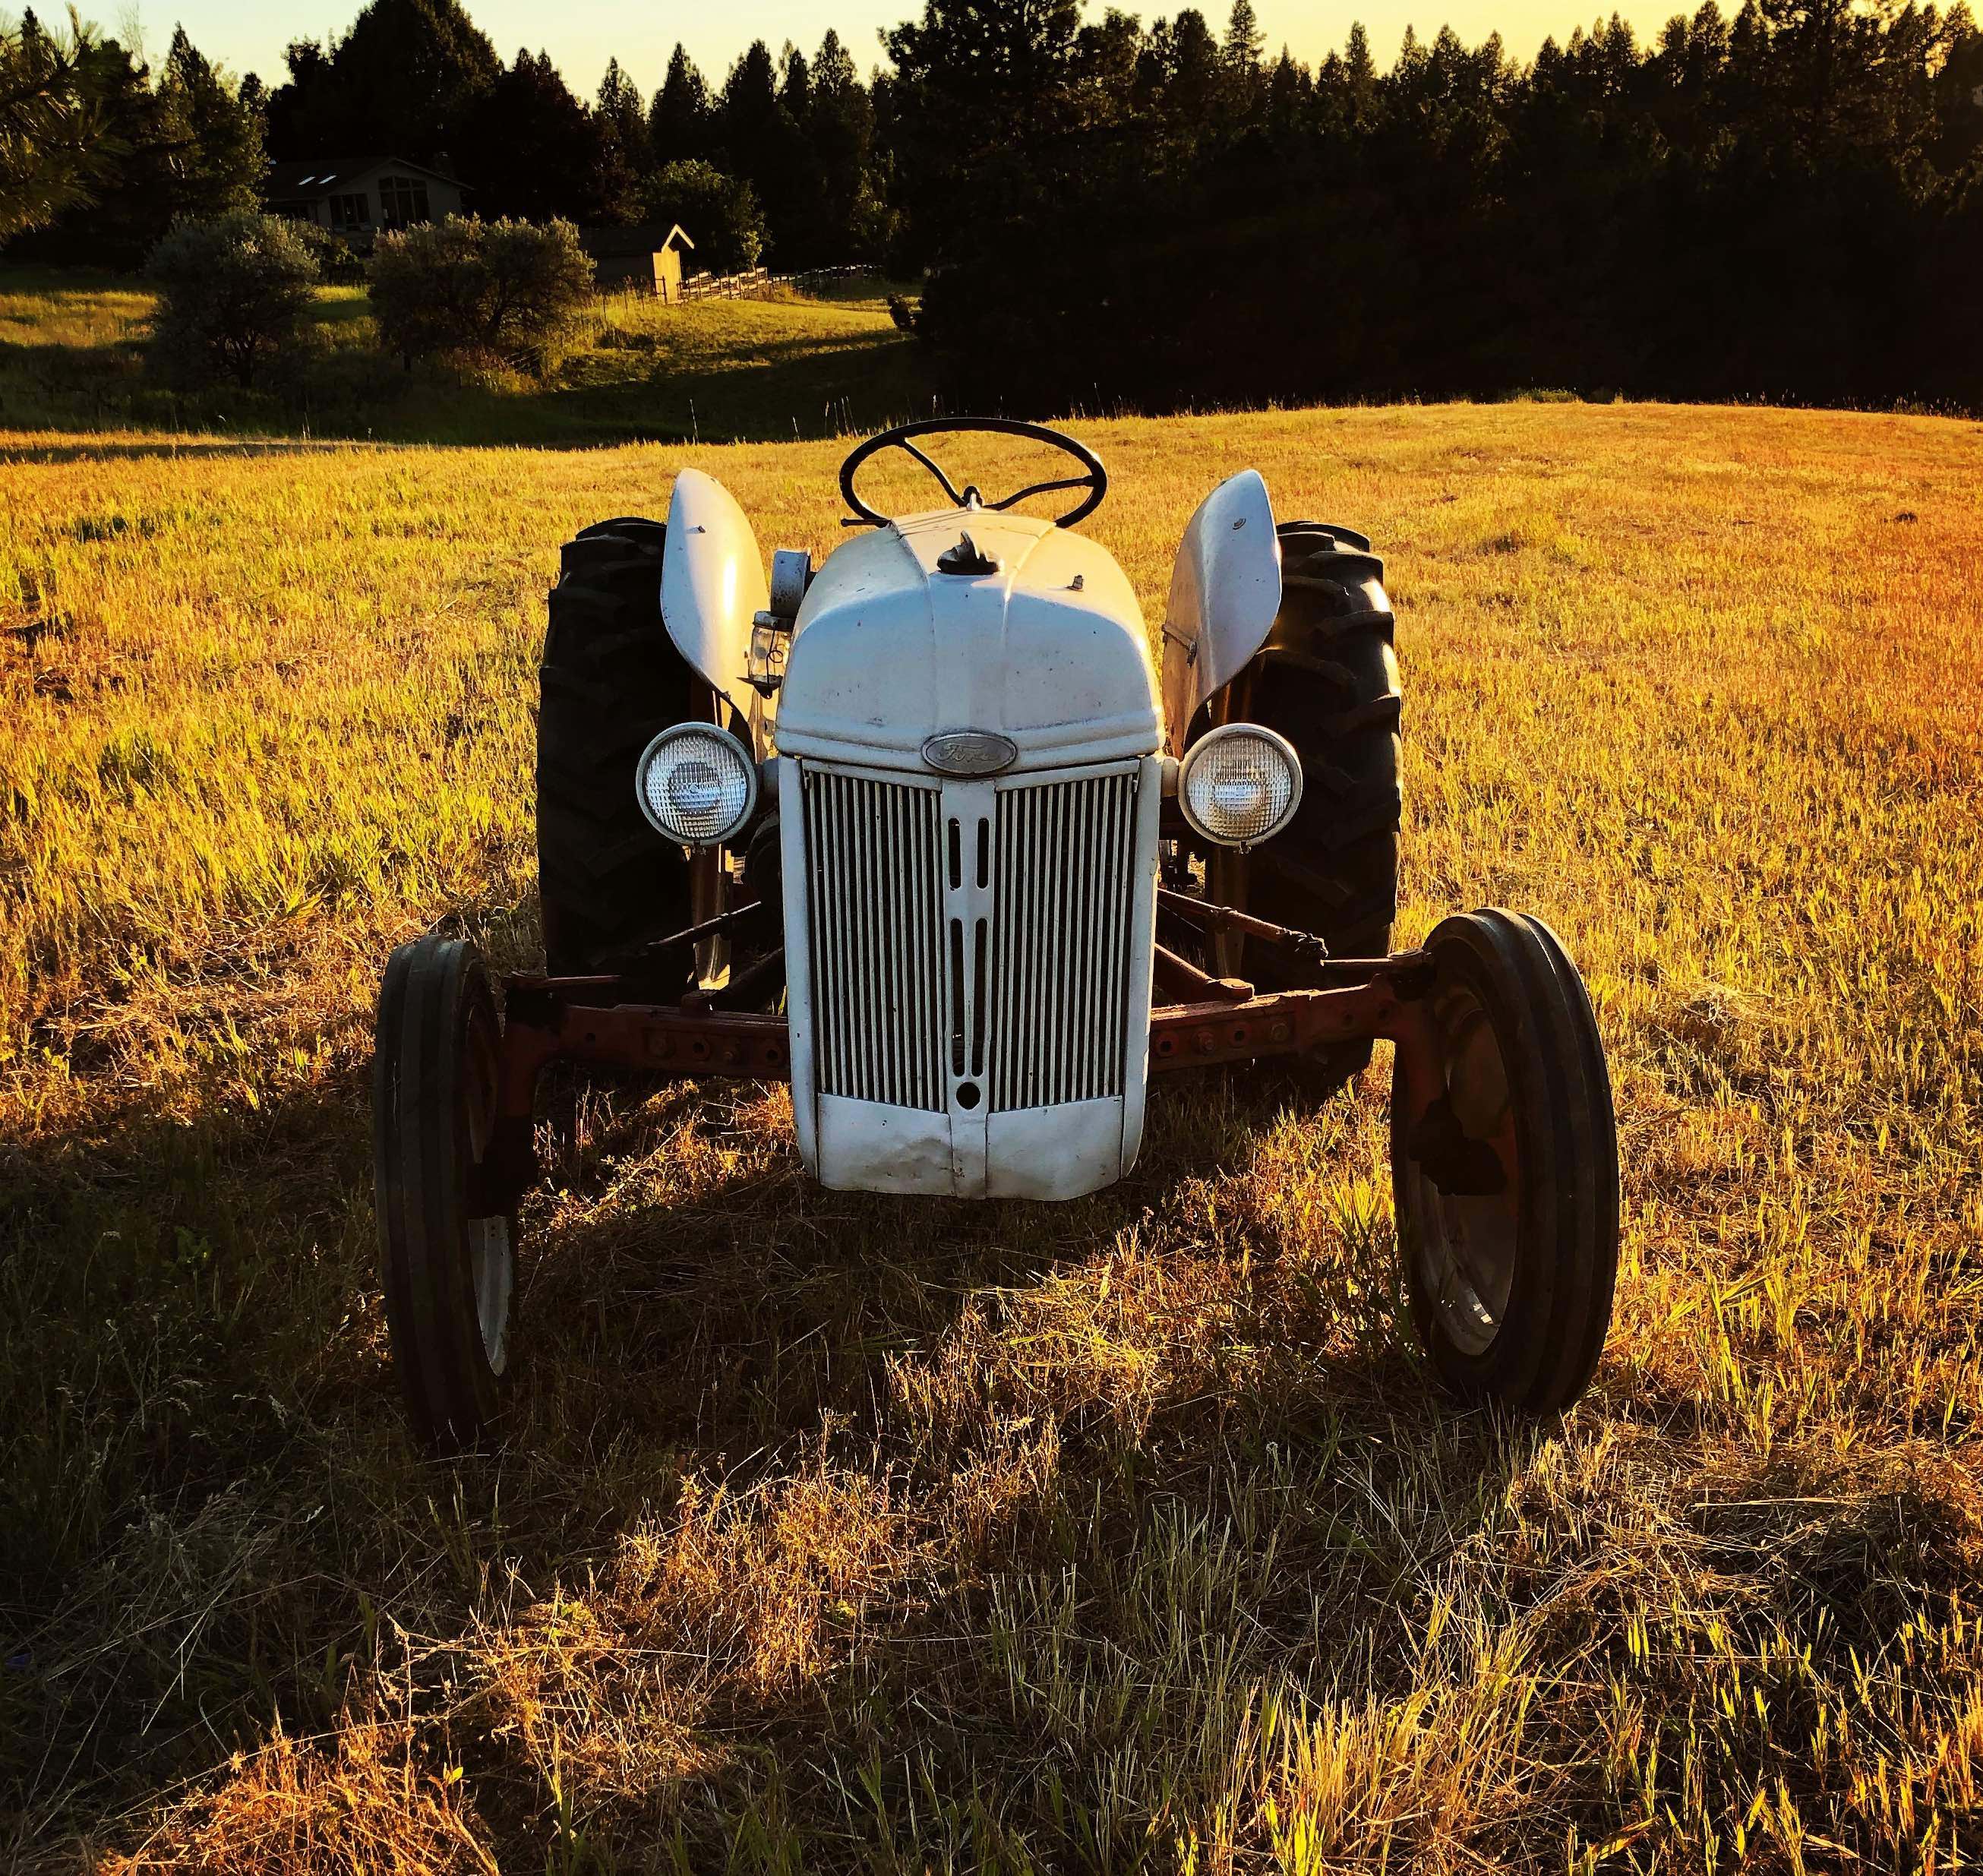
[3,403,1981,1871]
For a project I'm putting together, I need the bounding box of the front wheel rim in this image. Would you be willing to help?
[461,977,513,1376]
[1407,981,1520,1357]
[469,1217,513,1374]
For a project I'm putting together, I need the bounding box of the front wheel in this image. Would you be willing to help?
[374,935,516,1452]
[1392,909,1618,1413]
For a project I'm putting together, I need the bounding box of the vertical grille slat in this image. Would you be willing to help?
[987,769,1139,1113]
[804,763,1138,1115]
[806,769,946,1112]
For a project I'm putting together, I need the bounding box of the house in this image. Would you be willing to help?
[264,157,466,240]
[579,224,696,300]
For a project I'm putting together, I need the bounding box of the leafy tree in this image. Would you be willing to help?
[147,210,319,387]
[642,158,764,270]
[1072,8,1146,127]
[369,213,594,369]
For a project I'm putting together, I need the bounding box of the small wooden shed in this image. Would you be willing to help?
[580,223,696,301]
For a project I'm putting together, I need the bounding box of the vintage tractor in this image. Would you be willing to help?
[374,418,1619,1451]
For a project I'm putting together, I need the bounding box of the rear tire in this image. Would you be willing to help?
[1246,522,1402,975]
[374,935,516,1453]
[1392,910,1618,1413]
[537,518,700,979]
[1190,521,1401,1089]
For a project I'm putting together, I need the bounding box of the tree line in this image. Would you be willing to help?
[898,0,1983,410]
[5,0,1981,410]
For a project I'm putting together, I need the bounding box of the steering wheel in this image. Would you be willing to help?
[839,417,1108,529]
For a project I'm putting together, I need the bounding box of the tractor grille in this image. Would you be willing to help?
[802,769,947,1112]
[800,765,1139,1114]
[987,771,1138,1111]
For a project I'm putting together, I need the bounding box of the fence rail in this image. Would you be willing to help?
[677,263,879,303]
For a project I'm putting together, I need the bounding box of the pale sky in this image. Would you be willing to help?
[106,0,1680,96]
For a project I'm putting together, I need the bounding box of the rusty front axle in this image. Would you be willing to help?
[475,957,1444,1214]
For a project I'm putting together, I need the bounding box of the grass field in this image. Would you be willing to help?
[0,267,933,445]
[3,401,1981,1871]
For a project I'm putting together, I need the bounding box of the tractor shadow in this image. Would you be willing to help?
[5,1051,1534,1863]
[422,1063,1543,1861]
[500,1060,1397,1459]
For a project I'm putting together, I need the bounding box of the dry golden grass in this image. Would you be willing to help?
[3,403,1981,1871]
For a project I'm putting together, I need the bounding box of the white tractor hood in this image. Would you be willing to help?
[772,509,1163,772]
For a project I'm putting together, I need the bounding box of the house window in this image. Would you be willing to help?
[327,192,369,232]
[377,177,431,230]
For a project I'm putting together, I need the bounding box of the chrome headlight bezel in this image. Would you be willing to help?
[1176,722,1303,848]
[633,722,759,848]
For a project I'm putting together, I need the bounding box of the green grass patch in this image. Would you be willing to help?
[0,266,934,445]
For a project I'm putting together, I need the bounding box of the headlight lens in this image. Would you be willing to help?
[1178,724,1303,847]
[633,722,757,846]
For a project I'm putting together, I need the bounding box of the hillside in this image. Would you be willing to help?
[0,267,933,444]
[3,403,1981,1868]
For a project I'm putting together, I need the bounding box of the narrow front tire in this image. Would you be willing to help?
[374,935,516,1453]
[1392,909,1618,1413]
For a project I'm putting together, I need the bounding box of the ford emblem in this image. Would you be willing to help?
[921,731,1018,776]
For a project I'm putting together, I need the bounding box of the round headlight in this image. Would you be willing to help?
[633,722,758,847]
[1177,724,1303,848]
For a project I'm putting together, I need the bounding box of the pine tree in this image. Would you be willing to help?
[156,26,264,223]
[1223,0,1266,119]
[459,48,605,220]
[0,10,116,238]
[594,57,649,221]
[264,0,501,160]
[648,44,712,166]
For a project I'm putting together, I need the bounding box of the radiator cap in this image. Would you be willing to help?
[922,730,1018,776]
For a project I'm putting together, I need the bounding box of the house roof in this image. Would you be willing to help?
[578,223,695,259]
[264,156,463,198]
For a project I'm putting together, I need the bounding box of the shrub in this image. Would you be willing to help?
[641,161,766,275]
[292,221,368,285]
[369,216,594,373]
[145,212,319,389]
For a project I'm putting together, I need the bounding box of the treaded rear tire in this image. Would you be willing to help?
[1392,909,1619,1413]
[1246,522,1402,977]
[537,518,699,978]
[1198,521,1400,1089]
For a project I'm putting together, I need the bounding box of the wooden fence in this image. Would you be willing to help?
[677,263,879,303]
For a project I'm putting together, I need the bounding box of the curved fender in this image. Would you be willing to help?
[662,468,769,730]
[1160,469,1282,753]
